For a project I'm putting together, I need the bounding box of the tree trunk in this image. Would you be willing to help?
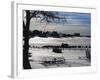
[23,10,31,69]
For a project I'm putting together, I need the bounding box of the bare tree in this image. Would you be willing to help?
[23,10,67,69]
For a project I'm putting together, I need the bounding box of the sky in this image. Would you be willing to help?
[29,11,91,36]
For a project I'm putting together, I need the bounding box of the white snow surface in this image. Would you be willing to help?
[29,48,90,68]
[29,36,90,47]
[28,37,91,69]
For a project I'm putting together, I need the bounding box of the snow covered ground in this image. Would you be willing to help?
[28,37,91,69]
[29,36,90,47]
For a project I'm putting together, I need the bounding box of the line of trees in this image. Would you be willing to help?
[30,43,91,49]
[29,30,90,38]
[29,30,60,38]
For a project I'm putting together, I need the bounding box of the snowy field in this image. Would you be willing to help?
[28,37,91,69]
[29,37,90,47]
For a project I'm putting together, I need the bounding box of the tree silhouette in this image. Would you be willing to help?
[51,31,60,38]
[23,10,67,69]
[74,33,80,37]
